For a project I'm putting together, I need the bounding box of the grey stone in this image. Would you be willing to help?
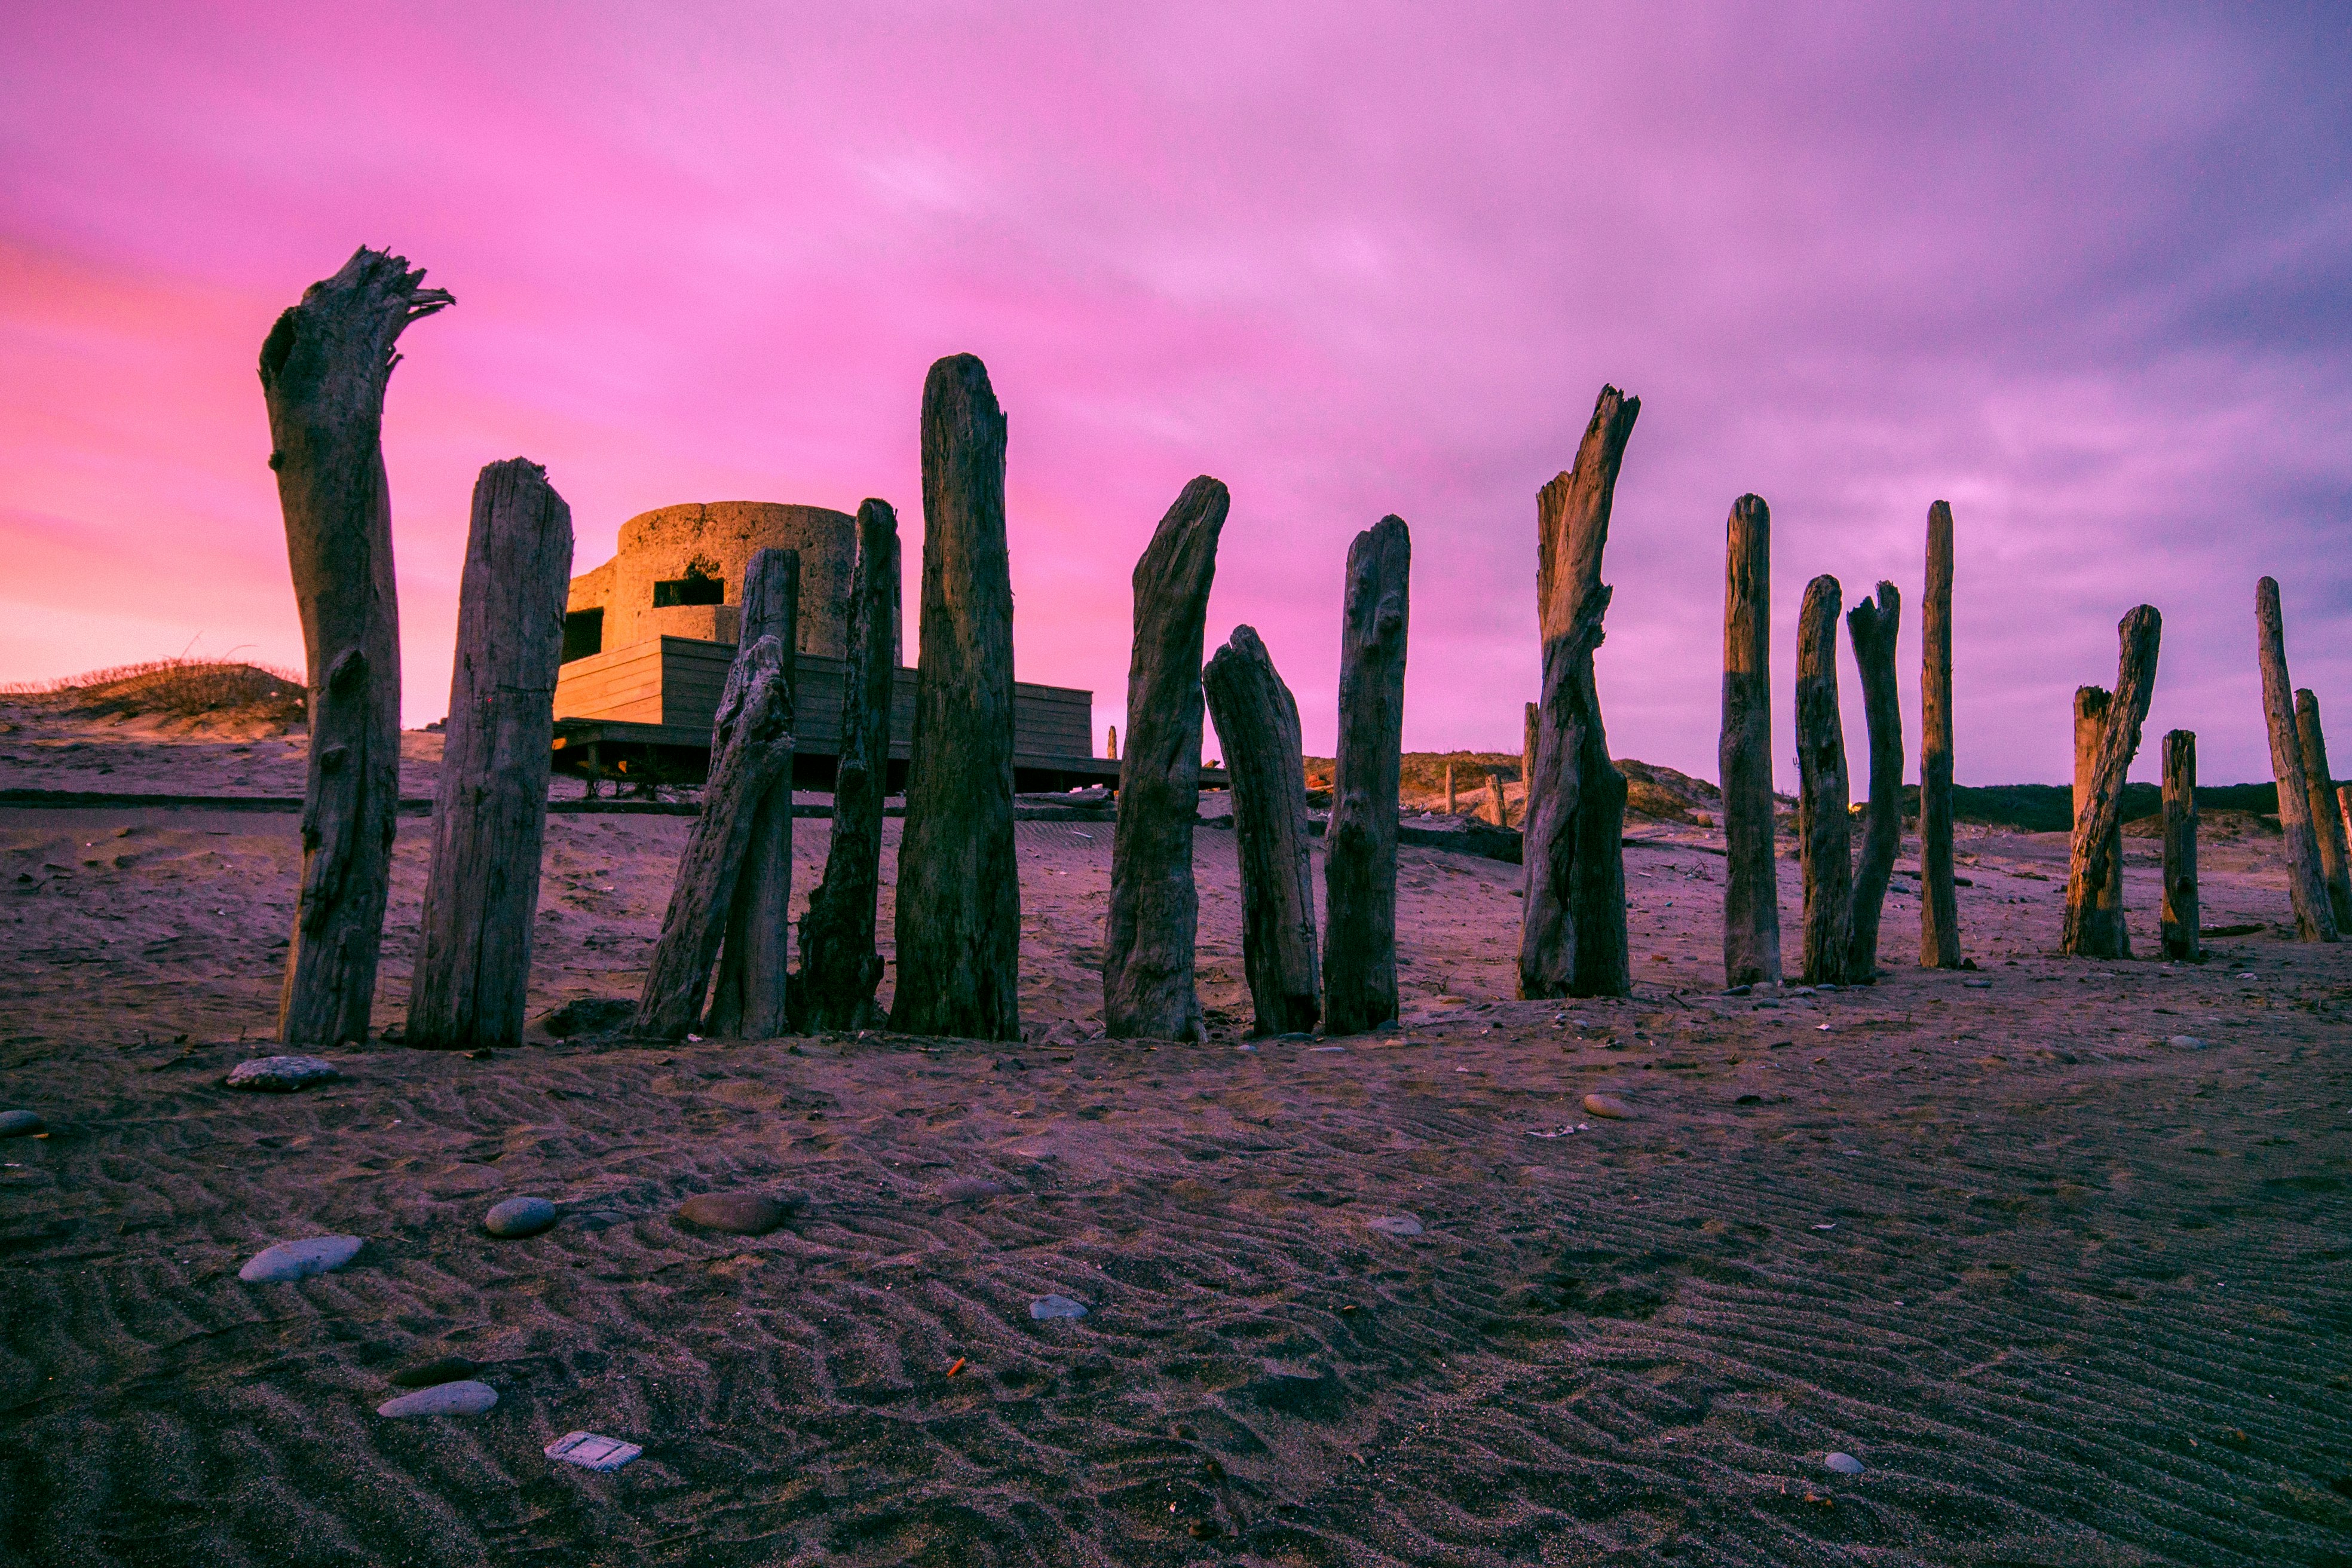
[390,1355,482,1388]
[225,1055,341,1092]
[1583,1092,1634,1120]
[0,1110,43,1137]
[238,1234,363,1282]
[2166,1034,2209,1051]
[1365,1214,1424,1238]
[1824,1451,1865,1475]
[483,1196,558,1238]
[674,1192,803,1235]
[378,1380,498,1417]
[1030,1294,1089,1319]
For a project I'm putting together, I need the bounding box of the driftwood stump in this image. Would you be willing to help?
[1323,516,1411,1034]
[1521,385,1639,1000]
[1844,581,1902,981]
[1486,766,1511,828]
[2253,578,2338,942]
[1919,500,1961,967]
[1794,576,1853,985]
[2293,690,2352,929]
[795,500,900,1031]
[1444,761,1457,816]
[408,458,572,1050]
[892,354,1022,1039]
[2341,784,2352,874]
[706,549,800,1037]
[262,248,452,1046]
[2161,730,2200,961]
[2062,607,2160,957]
[1719,494,1781,987]
[1202,626,1320,1035]
[2070,688,2128,956]
[1104,476,1229,1040]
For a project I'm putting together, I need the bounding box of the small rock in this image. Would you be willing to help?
[1583,1092,1634,1120]
[1030,1294,1089,1320]
[2166,1034,2209,1051]
[939,1178,1007,1205]
[0,1110,44,1137]
[1365,1214,1424,1238]
[390,1355,482,1388]
[225,1055,341,1092]
[238,1234,363,1282]
[540,997,635,1039]
[1964,979,1993,989]
[674,1192,803,1235]
[1824,1451,1865,1475]
[546,1431,641,1470]
[483,1196,558,1238]
[378,1380,498,1418]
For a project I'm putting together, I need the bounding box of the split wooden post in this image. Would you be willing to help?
[2293,690,2352,928]
[1104,476,1229,1040]
[408,458,572,1049]
[1520,385,1640,1000]
[2070,688,2127,956]
[2062,607,2161,957]
[1844,581,1903,981]
[1794,576,1853,985]
[261,247,452,1046]
[2254,578,2338,942]
[1719,494,1781,988]
[795,501,901,1031]
[1919,500,1962,967]
[2161,730,2200,961]
[705,549,800,1036]
[891,354,1022,1038]
[1202,625,1321,1034]
[1322,516,1411,1034]
[1486,765,1511,827]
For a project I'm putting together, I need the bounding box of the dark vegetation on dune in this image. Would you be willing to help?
[4,659,307,731]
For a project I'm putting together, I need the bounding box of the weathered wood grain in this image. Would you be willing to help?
[2069,687,2128,958]
[1719,494,1781,987]
[1845,581,1903,981]
[707,549,800,1037]
[1795,575,1853,985]
[1323,516,1411,1034]
[2161,729,2200,961]
[2062,607,2161,957]
[1919,500,1961,967]
[1202,625,1320,1035]
[2293,689,2352,929]
[2254,578,2337,942]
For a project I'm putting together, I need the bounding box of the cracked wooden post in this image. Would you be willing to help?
[1919,500,1962,968]
[2062,607,2161,957]
[2255,578,2338,942]
[2070,687,2127,957]
[795,501,900,1031]
[1104,476,1229,1041]
[2293,690,2352,929]
[1795,575,1853,985]
[706,549,800,1037]
[1522,701,1538,823]
[2161,730,2200,961]
[892,354,1022,1038]
[1485,765,1510,828]
[1719,494,1780,988]
[408,458,572,1050]
[1203,625,1321,1035]
[1845,581,1902,982]
[1520,385,1639,1000]
[1322,516,1410,1034]
[261,247,452,1045]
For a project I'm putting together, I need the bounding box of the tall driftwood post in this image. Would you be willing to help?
[2062,607,2161,957]
[1104,476,1229,1040]
[1794,576,1853,985]
[262,247,452,1046]
[2293,690,2352,929]
[1444,761,1457,815]
[1844,581,1902,981]
[1203,626,1321,1035]
[2341,785,2352,874]
[408,458,572,1049]
[795,500,900,1031]
[633,640,794,1037]
[1919,500,1961,967]
[1323,516,1410,1034]
[2161,729,2200,961]
[2254,578,2338,942]
[2070,688,2127,956]
[1485,765,1509,827]
[892,354,1022,1038]
[1521,385,1639,1000]
[1522,702,1538,819]
[706,550,800,1036]
[1719,494,1780,988]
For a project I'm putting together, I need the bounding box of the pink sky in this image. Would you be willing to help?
[4,3,2348,785]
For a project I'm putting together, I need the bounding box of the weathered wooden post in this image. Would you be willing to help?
[1444,761,1457,816]
[261,247,452,1046]
[1485,765,1509,827]
[2341,784,2352,871]
[2069,688,2126,955]
[2293,690,2352,928]
[1719,494,1780,988]
[1919,500,1961,968]
[408,458,572,1049]
[1323,515,1410,1034]
[795,500,900,1031]
[2062,607,2160,957]
[1202,625,1320,1034]
[1108,725,1119,761]
[1522,701,1538,819]
[2254,578,2338,942]
[892,354,1022,1038]
[706,549,800,1036]
[2161,730,2200,961]
[1104,476,1229,1040]
[1520,385,1639,1000]
[1794,575,1853,984]
[1844,581,1902,981]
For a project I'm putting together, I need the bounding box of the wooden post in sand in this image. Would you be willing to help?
[1444,761,1457,815]
[2161,730,2200,961]
[2062,607,2161,958]
[1522,702,1538,819]
[1719,495,1780,988]
[706,549,800,1036]
[408,458,572,1050]
[1844,582,1902,982]
[1486,766,1510,827]
[1794,576,1853,985]
[261,247,452,1046]
[1104,476,1229,1041]
[2293,690,2352,929]
[2254,578,2338,942]
[1520,385,1639,1000]
[2341,785,2352,874]
[1919,500,1962,968]
[892,354,1022,1038]
[795,500,900,1031]
[2070,688,2127,956]
[1322,516,1411,1034]
[1203,626,1321,1035]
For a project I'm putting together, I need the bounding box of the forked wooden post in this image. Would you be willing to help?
[1794,575,1852,984]
[2161,730,2200,961]
[1323,516,1410,1034]
[2070,687,2127,957]
[2062,607,2161,957]
[1719,494,1780,987]
[2254,578,2338,942]
[2293,690,2352,929]
[1844,581,1902,981]
[1487,765,1511,828]
[706,549,800,1036]
[1919,500,1961,967]
[1202,626,1321,1035]
[408,458,572,1049]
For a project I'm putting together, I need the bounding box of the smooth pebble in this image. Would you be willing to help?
[378,1380,498,1418]
[1824,1451,1865,1475]
[674,1192,802,1235]
[225,1055,341,1092]
[0,1110,43,1137]
[2166,1034,2209,1051]
[390,1355,482,1389]
[238,1234,363,1282]
[1366,1214,1425,1238]
[1583,1092,1634,1120]
[483,1196,558,1238]
[1030,1294,1089,1320]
